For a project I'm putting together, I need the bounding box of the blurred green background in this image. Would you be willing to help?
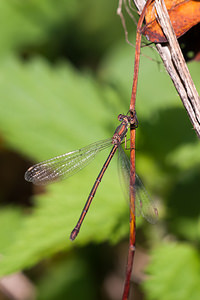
[0,1,200,300]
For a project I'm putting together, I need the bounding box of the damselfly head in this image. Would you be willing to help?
[118,114,126,122]
[117,112,138,129]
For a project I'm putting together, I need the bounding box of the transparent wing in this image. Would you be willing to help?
[25,138,113,185]
[118,145,158,224]
[135,174,158,224]
[118,144,140,217]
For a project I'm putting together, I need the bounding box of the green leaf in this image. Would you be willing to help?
[143,243,200,300]
[99,39,180,118]
[0,0,125,61]
[0,207,23,254]
[166,170,200,242]
[0,55,129,276]
[99,39,200,119]
[0,0,79,55]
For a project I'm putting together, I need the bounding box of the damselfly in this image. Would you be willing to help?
[25,113,158,240]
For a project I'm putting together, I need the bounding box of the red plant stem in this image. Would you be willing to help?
[122,127,136,300]
[130,0,154,111]
[123,0,154,299]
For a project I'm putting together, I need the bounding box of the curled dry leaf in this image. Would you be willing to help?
[142,0,200,43]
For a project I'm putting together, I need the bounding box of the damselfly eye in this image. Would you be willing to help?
[118,114,124,121]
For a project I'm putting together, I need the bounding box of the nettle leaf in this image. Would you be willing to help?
[0,56,124,158]
[0,56,128,276]
[143,243,200,300]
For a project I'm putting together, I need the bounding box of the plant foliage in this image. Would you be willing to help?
[0,0,200,299]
